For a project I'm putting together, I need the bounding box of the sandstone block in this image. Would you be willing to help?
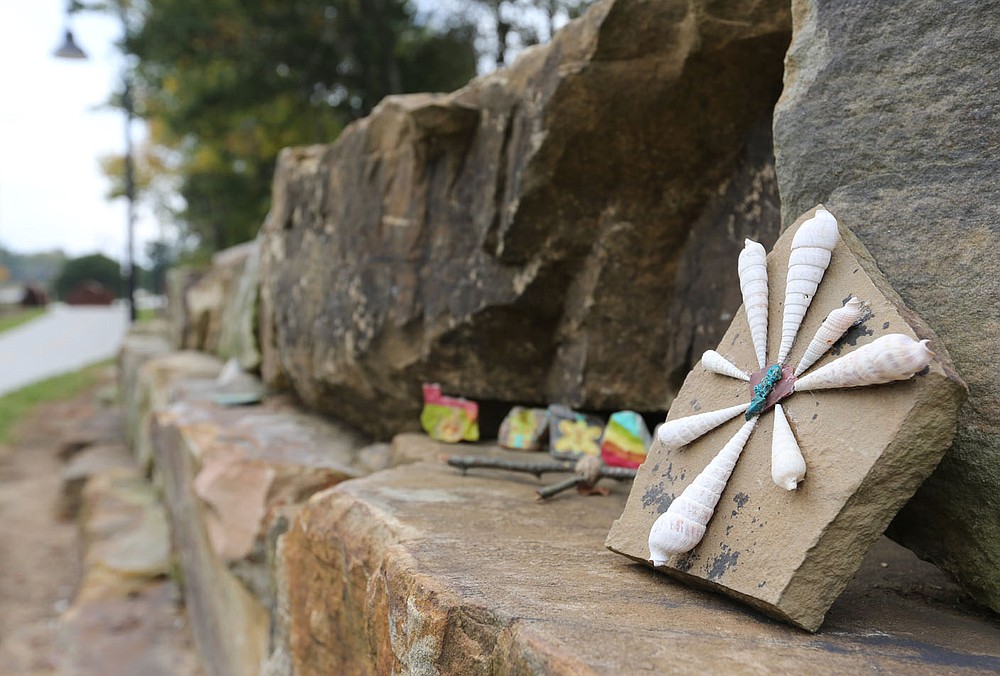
[59,442,135,520]
[46,463,203,674]
[0,582,201,676]
[606,208,965,631]
[118,328,172,452]
[150,396,370,676]
[771,0,1000,614]
[217,238,262,371]
[165,266,206,350]
[274,458,1000,674]
[77,468,171,602]
[126,350,224,471]
[57,582,201,676]
[259,0,791,439]
[167,241,256,355]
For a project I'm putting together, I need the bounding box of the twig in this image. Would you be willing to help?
[443,455,572,478]
[536,457,638,500]
[443,453,638,501]
[594,466,638,481]
[536,476,583,499]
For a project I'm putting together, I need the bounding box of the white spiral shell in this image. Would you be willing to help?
[771,404,806,491]
[648,418,758,563]
[738,239,769,369]
[702,350,750,381]
[776,209,840,365]
[656,402,750,451]
[793,297,864,376]
[794,333,934,392]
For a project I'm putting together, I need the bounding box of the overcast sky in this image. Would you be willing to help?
[0,2,158,262]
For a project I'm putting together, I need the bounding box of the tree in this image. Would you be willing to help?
[142,240,174,294]
[53,254,122,300]
[90,0,478,253]
[471,0,592,69]
[0,247,67,286]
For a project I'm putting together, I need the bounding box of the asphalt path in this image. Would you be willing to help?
[0,304,129,397]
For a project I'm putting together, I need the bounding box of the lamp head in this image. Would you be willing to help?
[54,29,87,60]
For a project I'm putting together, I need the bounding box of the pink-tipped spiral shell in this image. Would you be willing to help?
[776,209,840,365]
[771,404,806,491]
[793,297,864,376]
[702,350,750,381]
[738,239,769,369]
[794,333,934,392]
[656,402,750,451]
[648,418,758,563]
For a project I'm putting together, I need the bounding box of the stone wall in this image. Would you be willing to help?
[117,334,1000,673]
[135,0,1000,668]
[119,336,373,674]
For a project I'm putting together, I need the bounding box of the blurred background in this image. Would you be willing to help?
[0,0,590,317]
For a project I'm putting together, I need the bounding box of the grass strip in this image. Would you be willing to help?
[0,360,111,445]
[0,307,46,335]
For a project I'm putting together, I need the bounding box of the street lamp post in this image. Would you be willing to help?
[53,9,137,322]
[122,78,137,323]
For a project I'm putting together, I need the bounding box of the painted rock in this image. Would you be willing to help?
[548,404,604,460]
[498,406,549,451]
[420,384,479,443]
[600,410,651,469]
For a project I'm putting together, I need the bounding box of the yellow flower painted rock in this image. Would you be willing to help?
[548,405,604,459]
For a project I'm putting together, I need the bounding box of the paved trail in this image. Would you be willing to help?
[0,305,128,397]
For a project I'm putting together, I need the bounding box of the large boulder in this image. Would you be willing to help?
[773,0,1000,612]
[260,0,791,439]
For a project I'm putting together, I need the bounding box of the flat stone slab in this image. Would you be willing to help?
[157,398,370,480]
[127,350,225,471]
[60,443,135,520]
[151,395,370,676]
[56,581,202,676]
[78,468,171,601]
[0,581,201,676]
[59,464,200,676]
[606,208,965,630]
[277,459,1000,674]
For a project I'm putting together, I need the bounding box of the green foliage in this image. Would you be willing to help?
[0,360,111,445]
[97,0,478,253]
[0,247,67,285]
[141,240,174,295]
[53,254,122,300]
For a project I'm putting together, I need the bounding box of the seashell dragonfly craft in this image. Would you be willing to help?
[648,209,935,567]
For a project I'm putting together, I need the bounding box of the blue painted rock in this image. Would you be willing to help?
[498,407,549,451]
